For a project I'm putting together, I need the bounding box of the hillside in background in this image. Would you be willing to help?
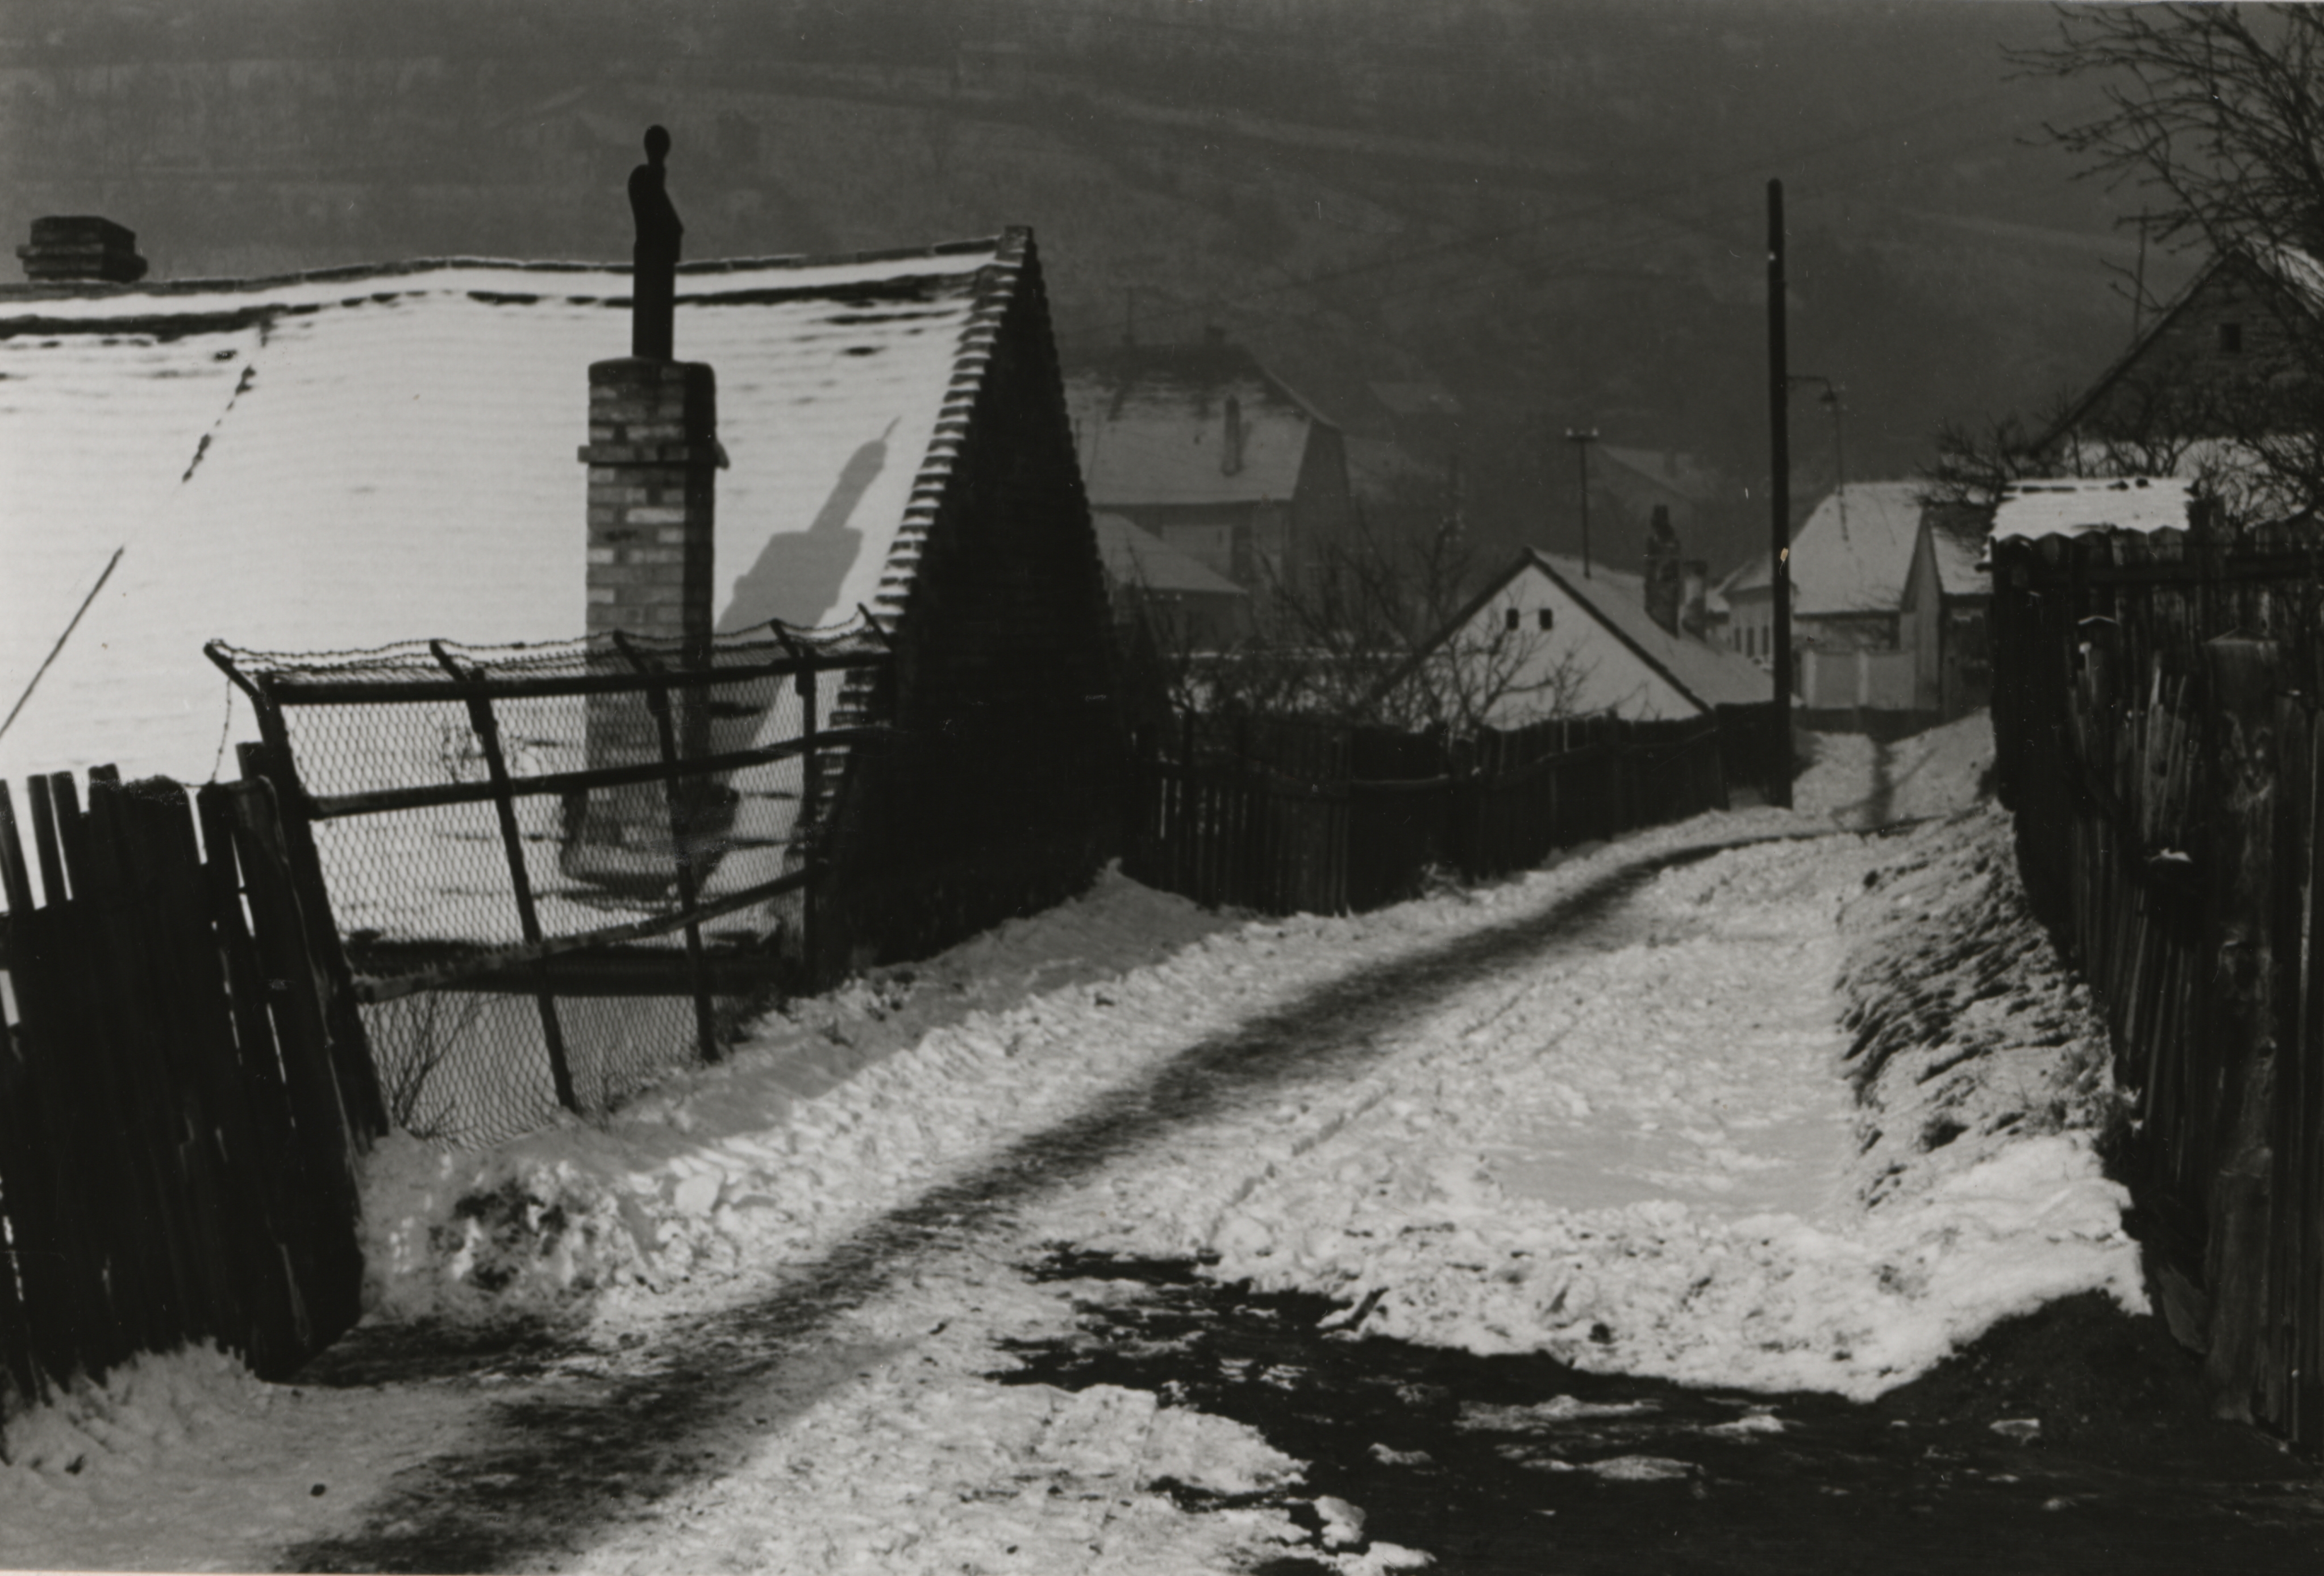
[0,0,2182,578]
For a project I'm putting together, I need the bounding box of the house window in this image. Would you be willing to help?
[1538,608,1553,631]
[2220,321,2244,354]
[1505,608,1521,631]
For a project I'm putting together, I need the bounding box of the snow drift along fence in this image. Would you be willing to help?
[207,626,890,1149]
[0,767,383,1408]
[1126,709,1743,916]
[1990,521,2324,1450]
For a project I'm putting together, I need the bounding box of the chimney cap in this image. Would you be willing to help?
[19,214,148,284]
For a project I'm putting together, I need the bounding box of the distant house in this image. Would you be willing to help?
[1721,480,1991,726]
[1064,334,1356,596]
[1092,511,1249,652]
[1898,503,1993,721]
[0,226,1117,961]
[1392,543,1765,729]
[2046,242,2324,452]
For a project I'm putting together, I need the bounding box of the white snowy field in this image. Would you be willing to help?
[0,711,2146,1574]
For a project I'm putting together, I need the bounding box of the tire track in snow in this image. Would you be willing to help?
[280,833,1830,1574]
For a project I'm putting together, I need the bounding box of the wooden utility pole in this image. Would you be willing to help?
[1564,427,1600,578]
[1767,179,1794,808]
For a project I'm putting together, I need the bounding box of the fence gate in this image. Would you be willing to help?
[207,625,890,1147]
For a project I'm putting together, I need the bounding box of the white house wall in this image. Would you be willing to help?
[1453,563,1702,726]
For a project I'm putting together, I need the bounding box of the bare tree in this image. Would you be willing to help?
[1128,506,1590,734]
[2014,6,2324,260]
[1918,7,2324,520]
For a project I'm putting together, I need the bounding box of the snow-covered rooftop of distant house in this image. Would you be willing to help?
[1723,481,1928,616]
[1597,445,1718,504]
[1926,507,1990,597]
[1090,513,1247,598]
[1063,341,1333,509]
[2240,240,2324,317]
[0,236,1022,788]
[1368,379,1461,418]
[1989,476,2195,544]
[1531,551,1768,710]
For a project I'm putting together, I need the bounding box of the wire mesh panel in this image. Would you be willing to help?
[209,623,888,1147]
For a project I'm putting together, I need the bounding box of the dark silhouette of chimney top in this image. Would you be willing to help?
[1643,504,1684,635]
[18,216,147,284]
[627,124,685,360]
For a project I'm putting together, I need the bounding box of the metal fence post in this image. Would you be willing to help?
[612,633,719,1065]
[428,643,578,1114]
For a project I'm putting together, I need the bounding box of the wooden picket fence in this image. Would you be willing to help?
[0,764,384,1409]
[1990,519,2324,1448]
[1124,709,1750,916]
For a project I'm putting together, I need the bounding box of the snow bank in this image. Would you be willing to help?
[359,864,1238,1324]
[0,1343,270,1478]
[1156,807,2138,1401]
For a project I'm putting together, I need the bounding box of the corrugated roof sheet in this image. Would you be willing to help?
[1090,512,1247,598]
[1064,342,1330,508]
[0,237,1018,786]
[1989,476,2194,543]
[1723,481,1928,615]
[1531,551,1768,710]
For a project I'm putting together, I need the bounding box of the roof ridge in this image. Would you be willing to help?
[1528,548,1719,713]
[863,228,1034,622]
[0,235,1013,302]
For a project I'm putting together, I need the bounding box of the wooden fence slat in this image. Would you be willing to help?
[224,777,369,1342]
[0,785,48,1400]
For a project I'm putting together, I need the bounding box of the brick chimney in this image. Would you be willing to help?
[18,216,147,283]
[1222,394,1245,476]
[568,359,720,877]
[1643,504,1683,635]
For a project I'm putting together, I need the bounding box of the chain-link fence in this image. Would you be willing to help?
[209,622,889,1147]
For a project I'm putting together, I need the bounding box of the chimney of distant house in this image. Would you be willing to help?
[1222,394,1245,476]
[1643,504,1683,635]
[18,216,147,283]
[1680,559,1709,638]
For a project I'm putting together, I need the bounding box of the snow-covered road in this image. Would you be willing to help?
[0,716,2174,1573]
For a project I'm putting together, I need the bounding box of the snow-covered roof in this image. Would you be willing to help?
[2245,240,2324,318]
[1926,509,1989,597]
[1723,481,1928,616]
[0,234,1028,785]
[1989,476,2196,544]
[1091,513,1247,598]
[1531,552,1768,710]
[1368,380,1461,418]
[1064,342,1333,509]
[1406,549,1765,720]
